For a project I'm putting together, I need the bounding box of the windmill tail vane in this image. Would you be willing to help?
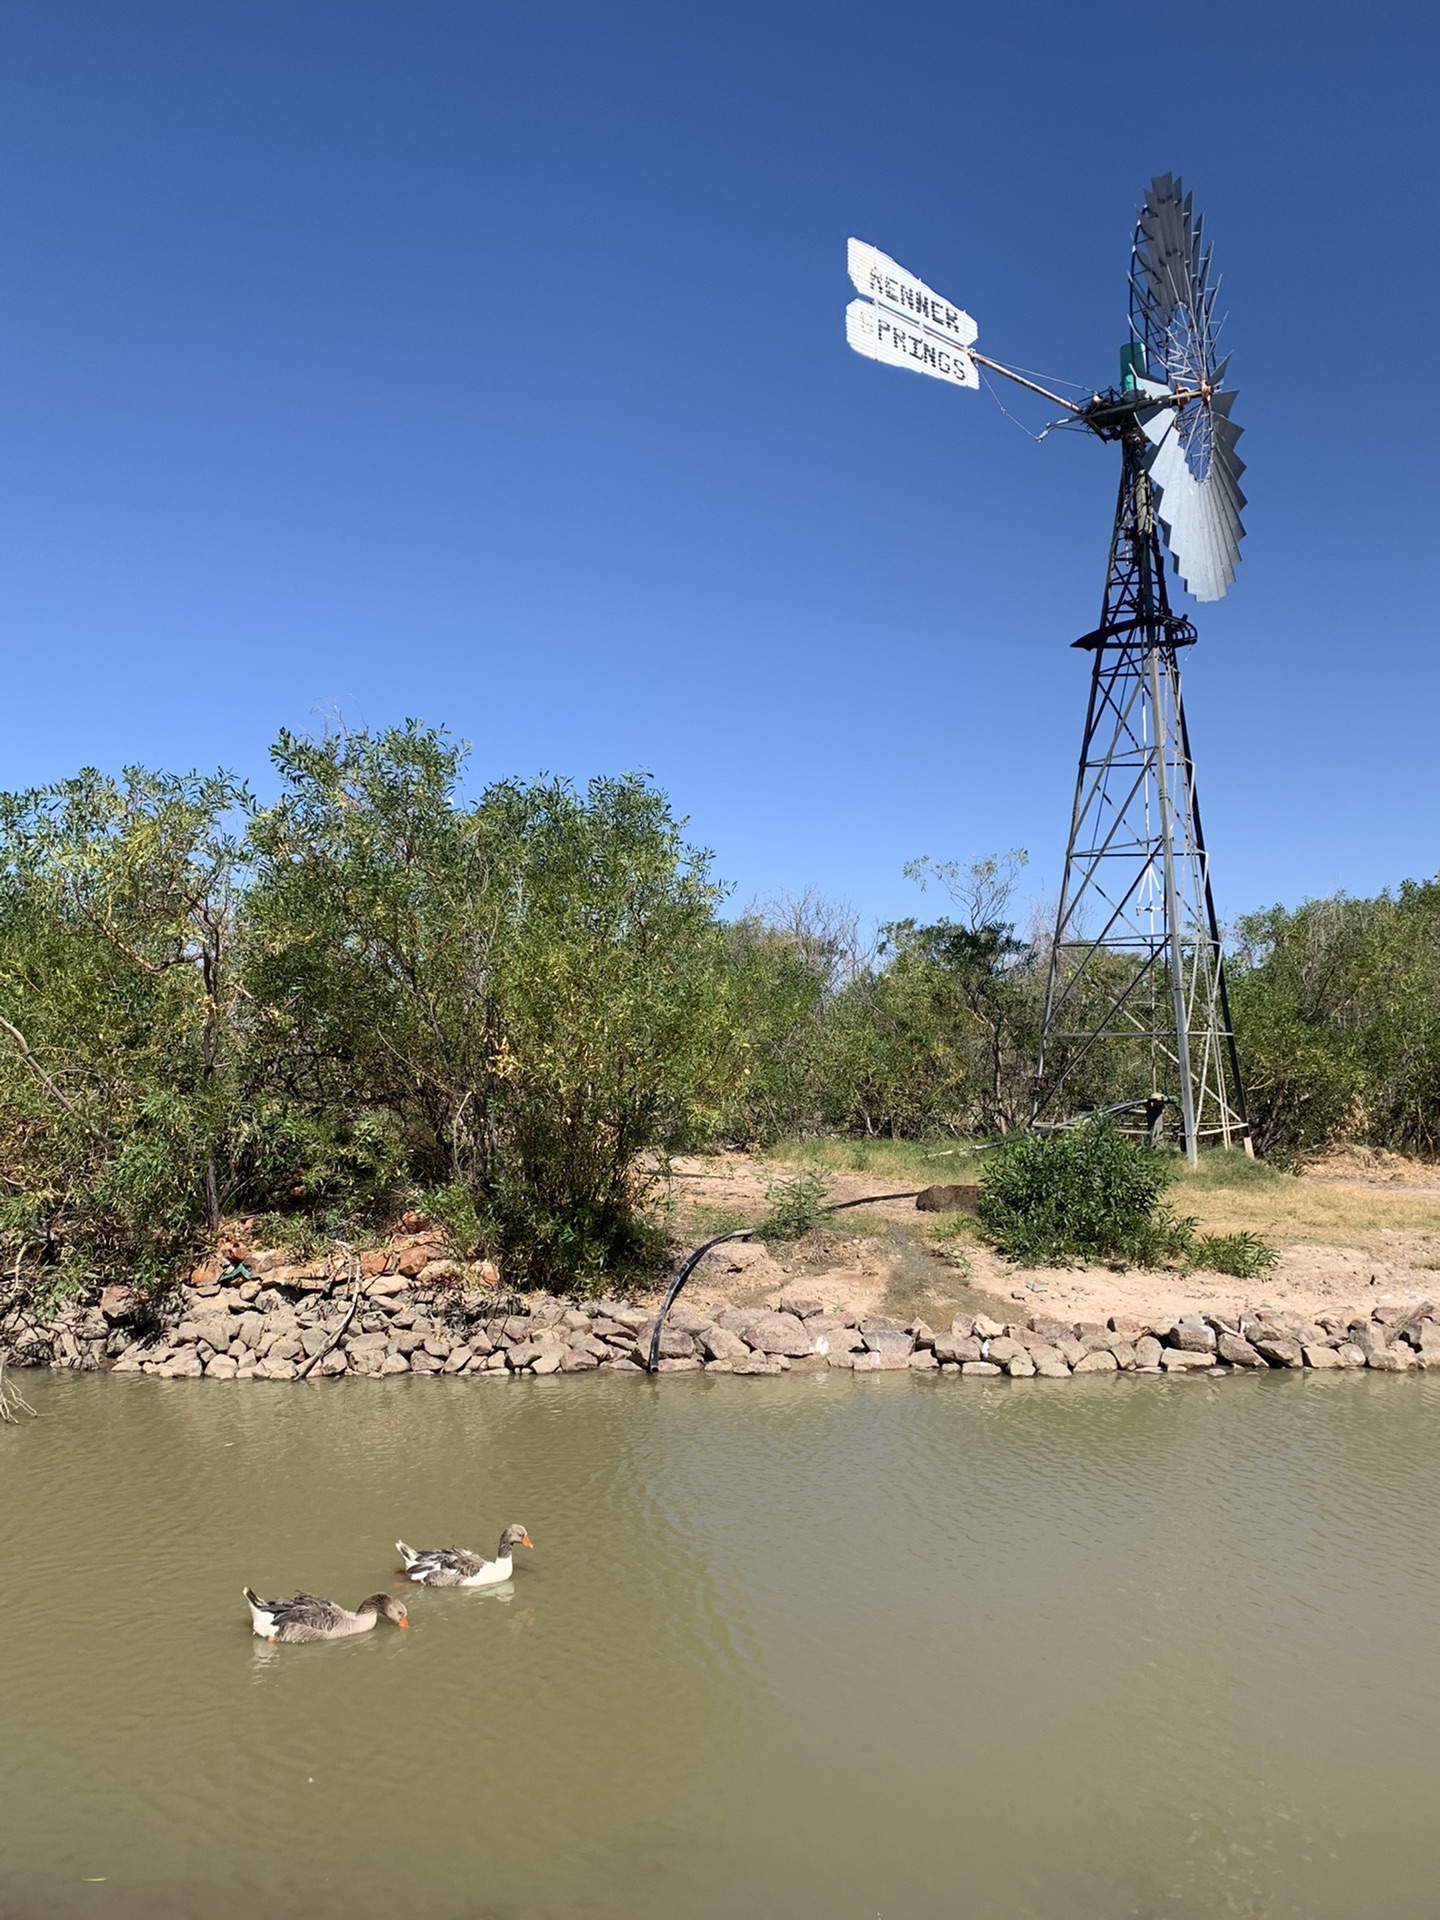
[845,173,1250,1164]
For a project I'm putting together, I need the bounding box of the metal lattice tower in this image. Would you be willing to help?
[1032,424,1248,1162]
[844,174,1253,1160]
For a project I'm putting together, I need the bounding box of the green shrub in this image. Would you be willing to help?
[758,1169,831,1241]
[978,1121,1180,1265]
[1189,1231,1279,1279]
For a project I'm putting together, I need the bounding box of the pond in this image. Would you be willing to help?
[3,1368,1438,1918]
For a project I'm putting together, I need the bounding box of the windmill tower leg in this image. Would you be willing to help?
[1032,429,1248,1163]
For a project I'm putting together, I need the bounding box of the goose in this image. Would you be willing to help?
[243,1588,409,1643]
[395,1523,533,1588]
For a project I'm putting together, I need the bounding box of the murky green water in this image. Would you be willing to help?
[3,1368,1438,1918]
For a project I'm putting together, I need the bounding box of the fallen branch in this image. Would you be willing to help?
[0,1358,37,1424]
[297,1246,363,1380]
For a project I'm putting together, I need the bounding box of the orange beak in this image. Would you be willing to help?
[522,1534,534,1549]
[399,1618,410,1629]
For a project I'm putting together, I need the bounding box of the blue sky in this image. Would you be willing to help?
[2,0,1435,932]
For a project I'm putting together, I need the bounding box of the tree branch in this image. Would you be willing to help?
[0,1014,106,1145]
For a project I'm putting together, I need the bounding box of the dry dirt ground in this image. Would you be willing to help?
[652,1147,1440,1334]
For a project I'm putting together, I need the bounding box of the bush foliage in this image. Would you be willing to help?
[978,1122,1188,1266]
[1,726,1434,1291]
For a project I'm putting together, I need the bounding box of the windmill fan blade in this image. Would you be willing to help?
[1129,174,1245,601]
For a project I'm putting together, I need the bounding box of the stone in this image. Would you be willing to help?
[961,1361,1002,1377]
[566,1333,609,1361]
[1079,1328,1119,1356]
[852,1349,909,1371]
[99,1284,139,1323]
[393,1243,437,1279]
[255,1355,298,1381]
[744,1312,815,1358]
[1109,1341,1137,1370]
[237,1311,265,1349]
[1028,1315,1072,1344]
[713,1307,759,1334]
[417,1259,465,1288]
[973,1315,1008,1341]
[863,1332,914,1363]
[1253,1336,1304,1368]
[441,1346,472,1374]
[318,1348,348,1375]
[1108,1315,1148,1339]
[1216,1331,1268,1368]
[1170,1319,1217,1353]
[158,1349,205,1379]
[731,1355,786,1375]
[699,1325,750,1363]
[1029,1347,1071,1378]
[408,1350,442,1374]
[1073,1350,1119,1374]
[1159,1348,1214,1371]
[268,1260,331,1293]
[786,1353,828,1373]
[1056,1334,1087,1367]
[1005,1351,1036,1377]
[664,1305,715,1336]
[949,1314,977,1339]
[196,1317,232,1353]
[824,1350,856,1369]
[1336,1342,1367,1368]
[559,1346,600,1372]
[1368,1345,1416,1371]
[775,1293,825,1318]
[1303,1345,1342,1369]
[530,1350,563,1375]
[914,1184,980,1213]
[984,1336,1024,1366]
[600,1357,644,1372]
[809,1323,864,1355]
[655,1355,701,1373]
[204,1353,238,1379]
[908,1349,939,1371]
[423,1334,453,1358]
[634,1325,697,1363]
[933,1334,982,1365]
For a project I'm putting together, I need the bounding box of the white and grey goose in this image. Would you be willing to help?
[243,1588,409,1643]
[395,1523,534,1588]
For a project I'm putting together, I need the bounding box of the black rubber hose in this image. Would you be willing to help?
[646,1190,924,1372]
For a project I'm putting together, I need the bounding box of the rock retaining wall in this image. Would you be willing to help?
[2,1246,1437,1382]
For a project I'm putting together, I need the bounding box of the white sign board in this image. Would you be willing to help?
[846,298,978,390]
[847,239,977,348]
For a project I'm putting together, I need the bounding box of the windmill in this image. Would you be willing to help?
[845,174,1249,1163]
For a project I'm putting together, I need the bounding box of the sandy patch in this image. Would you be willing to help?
[657,1152,1440,1333]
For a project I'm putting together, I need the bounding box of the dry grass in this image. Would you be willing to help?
[1156,1151,1440,1245]
[760,1139,1440,1251]
[760,1137,987,1186]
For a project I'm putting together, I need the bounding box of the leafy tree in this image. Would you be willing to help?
[0,767,250,1275]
